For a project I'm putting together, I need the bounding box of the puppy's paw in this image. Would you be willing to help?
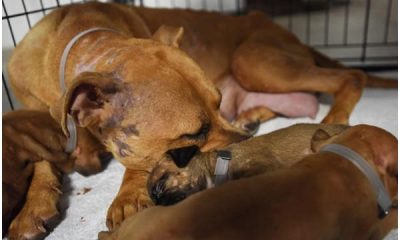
[106,189,153,230]
[8,195,60,240]
[233,120,260,135]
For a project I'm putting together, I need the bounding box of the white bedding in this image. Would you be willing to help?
[7,87,398,240]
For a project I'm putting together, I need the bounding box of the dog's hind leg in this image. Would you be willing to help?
[231,33,366,124]
[309,47,397,88]
[8,161,62,240]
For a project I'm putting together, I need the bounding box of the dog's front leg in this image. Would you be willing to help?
[106,169,153,230]
[8,161,62,240]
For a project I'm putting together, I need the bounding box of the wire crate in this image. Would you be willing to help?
[2,0,397,112]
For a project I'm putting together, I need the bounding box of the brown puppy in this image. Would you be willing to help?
[148,123,348,205]
[100,125,398,240]
[3,110,82,239]
[8,2,395,228]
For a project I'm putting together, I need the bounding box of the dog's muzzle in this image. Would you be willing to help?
[167,145,199,168]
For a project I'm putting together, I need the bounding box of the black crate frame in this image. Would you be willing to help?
[2,0,398,111]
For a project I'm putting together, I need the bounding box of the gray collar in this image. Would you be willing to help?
[213,150,232,186]
[59,27,118,153]
[321,143,392,216]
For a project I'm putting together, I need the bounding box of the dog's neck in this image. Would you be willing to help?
[193,147,285,185]
[321,143,392,215]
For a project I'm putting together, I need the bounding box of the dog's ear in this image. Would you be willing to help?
[60,72,122,135]
[152,25,184,48]
[49,98,63,126]
[310,129,333,152]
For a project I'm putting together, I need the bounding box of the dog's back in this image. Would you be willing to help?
[225,123,348,170]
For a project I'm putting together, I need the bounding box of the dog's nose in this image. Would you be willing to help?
[167,145,199,168]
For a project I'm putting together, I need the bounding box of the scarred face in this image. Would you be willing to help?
[60,35,248,170]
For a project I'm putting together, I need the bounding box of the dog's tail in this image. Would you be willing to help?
[309,47,398,89]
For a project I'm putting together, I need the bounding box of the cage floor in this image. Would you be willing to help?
[4,73,395,240]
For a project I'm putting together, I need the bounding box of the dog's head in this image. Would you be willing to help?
[55,26,248,169]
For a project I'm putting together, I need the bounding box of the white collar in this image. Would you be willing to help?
[59,28,118,153]
[213,150,232,186]
[321,143,392,216]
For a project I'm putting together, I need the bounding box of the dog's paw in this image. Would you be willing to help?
[8,197,60,240]
[106,189,153,230]
[98,231,113,240]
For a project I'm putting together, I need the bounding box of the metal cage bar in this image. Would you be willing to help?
[2,73,14,110]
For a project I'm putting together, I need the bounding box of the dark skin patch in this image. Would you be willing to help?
[103,113,122,129]
[113,138,133,157]
[122,125,139,136]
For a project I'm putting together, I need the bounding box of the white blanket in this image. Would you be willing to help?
[9,87,398,240]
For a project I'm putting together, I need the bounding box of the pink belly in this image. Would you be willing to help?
[217,76,319,121]
[238,91,319,119]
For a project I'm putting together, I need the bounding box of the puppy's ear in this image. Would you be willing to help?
[310,129,332,152]
[152,25,184,48]
[60,72,122,135]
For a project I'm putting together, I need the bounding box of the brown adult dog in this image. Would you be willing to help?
[100,124,398,240]
[3,110,80,239]
[8,2,396,229]
[8,2,248,229]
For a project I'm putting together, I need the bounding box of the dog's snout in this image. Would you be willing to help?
[167,145,199,168]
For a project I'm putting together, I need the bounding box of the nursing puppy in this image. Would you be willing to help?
[100,124,398,240]
[3,110,85,239]
[148,123,348,205]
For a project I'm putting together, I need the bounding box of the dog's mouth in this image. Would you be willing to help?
[167,145,199,168]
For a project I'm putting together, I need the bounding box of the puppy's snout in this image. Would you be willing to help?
[167,145,199,168]
[149,173,187,206]
[73,150,112,176]
[148,167,208,206]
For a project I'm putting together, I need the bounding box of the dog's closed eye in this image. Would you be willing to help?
[181,123,210,140]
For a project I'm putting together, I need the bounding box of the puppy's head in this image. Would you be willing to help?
[56,25,248,169]
[147,155,209,206]
[311,125,398,208]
